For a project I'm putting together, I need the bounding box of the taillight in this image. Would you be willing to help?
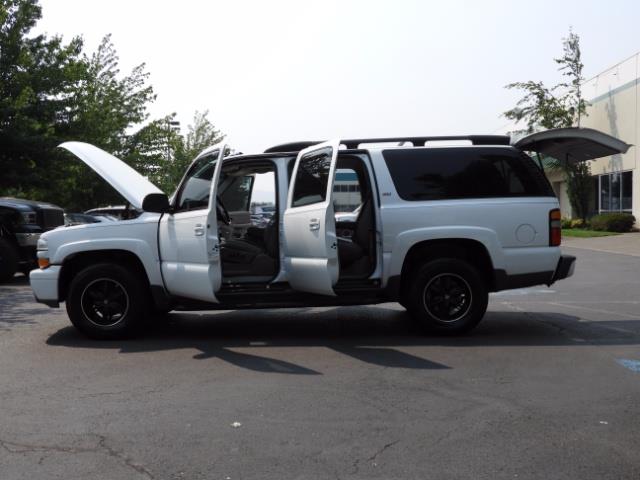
[549,209,561,246]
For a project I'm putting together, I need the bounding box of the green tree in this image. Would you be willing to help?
[504,29,591,221]
[0,1,225,210]
[0,0,85,199]
[59,34,160,210]
[122,114,181,193]
[162,110,225,194]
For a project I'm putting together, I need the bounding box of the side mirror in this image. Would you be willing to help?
[142,193,170,213]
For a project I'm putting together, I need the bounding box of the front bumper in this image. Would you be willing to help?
[29,266,61,308]
[550,255,576,283]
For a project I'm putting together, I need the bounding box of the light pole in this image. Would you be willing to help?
[166,119,180,162]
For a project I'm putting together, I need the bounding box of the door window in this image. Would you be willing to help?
[290,147,333,208]
[175,155,216,211]
[219,174,254,212]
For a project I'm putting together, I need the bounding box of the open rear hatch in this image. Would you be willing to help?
[513,127,631,162]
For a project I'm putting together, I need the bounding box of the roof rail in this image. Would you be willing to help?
[264,135,511,153]
[264,141,322,153]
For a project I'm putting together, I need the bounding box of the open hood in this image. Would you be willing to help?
[513,127,632,163]
[59,142,164,210]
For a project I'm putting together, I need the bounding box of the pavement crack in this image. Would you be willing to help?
[0,438,93,455]
[0,436,154,479]
[97,435,155,479]
[350,440,400,474]
[367,440,399,462]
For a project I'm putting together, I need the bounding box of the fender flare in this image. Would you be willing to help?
[53,238,163,286]
[388,226,505,278]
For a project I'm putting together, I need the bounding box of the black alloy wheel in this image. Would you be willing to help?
[422,273,472,323]
[407,258,488,334]
[67,263,150,339]
[80,278,130,327]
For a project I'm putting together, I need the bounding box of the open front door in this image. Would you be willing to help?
[283,140,340,296]
[513,127,631,162]
[158,145,226,303]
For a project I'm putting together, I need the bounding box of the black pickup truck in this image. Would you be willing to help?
[0,198,65,281]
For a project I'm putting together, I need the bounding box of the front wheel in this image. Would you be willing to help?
[66,263,150,339]
[406,258,488,334]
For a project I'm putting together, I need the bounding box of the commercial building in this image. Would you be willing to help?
[333,170,361,212]
[547,52,639,220]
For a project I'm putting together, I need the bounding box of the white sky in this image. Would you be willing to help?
[37,0,640,156]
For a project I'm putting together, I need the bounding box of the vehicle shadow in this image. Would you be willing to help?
[46,305,640,374]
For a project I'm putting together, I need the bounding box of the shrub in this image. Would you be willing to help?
[590,213,636,232]
[570,218,589,229]
[561,218,590,229]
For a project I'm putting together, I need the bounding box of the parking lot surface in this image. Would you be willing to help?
[1,246,640,479]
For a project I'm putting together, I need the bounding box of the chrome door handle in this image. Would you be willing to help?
[194,224,205,236]
[309,219,320,231]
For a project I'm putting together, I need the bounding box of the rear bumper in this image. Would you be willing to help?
[550,254,576,284]
[492,254,576,291]
[29,266,61,308]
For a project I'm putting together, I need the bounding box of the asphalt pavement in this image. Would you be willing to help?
[1,245,639,479]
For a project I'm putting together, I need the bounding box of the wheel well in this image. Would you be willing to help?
[399,239,496,298]
[58,250,150,301]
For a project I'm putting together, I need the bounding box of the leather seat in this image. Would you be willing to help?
[221,218,279,277]
[337,199,372,267]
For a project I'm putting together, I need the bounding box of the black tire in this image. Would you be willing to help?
[406,258,488,334]
[66,263,150,340]
[0,238,19,282]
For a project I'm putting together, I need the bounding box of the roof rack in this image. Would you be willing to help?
[264,135,511,153]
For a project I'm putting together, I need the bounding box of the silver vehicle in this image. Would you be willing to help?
[30,128,629,339]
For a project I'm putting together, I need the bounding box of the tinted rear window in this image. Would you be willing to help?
[383,147,553,201]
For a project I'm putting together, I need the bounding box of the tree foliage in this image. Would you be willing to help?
[166,110,225,193]
[0,0,84,198]
[56,34,162,210]
[0,0,225,211]
[504,29,591,221]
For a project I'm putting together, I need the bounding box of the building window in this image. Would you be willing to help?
[599,171,632,213]
[333,168,362,213]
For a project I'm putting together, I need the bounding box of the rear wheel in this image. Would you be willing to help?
[66,263,150,339]
[0,238,19,282]
[406,258,488,334]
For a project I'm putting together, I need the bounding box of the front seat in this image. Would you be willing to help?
[221,217,279,277]
[337,199,373,267]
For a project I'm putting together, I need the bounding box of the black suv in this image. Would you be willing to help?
[0,198,65,281]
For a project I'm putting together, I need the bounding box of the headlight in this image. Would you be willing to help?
[21,211,37,224]
[37,237,48,251]
[36,237,49,269]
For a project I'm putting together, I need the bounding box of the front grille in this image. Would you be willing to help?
[40,208,65,230]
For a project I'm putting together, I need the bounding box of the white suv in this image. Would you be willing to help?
[30,128,629,339]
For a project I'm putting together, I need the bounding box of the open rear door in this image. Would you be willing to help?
[513,127,631,162]
[283,140,340,296]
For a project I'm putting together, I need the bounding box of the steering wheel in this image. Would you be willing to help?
[216,195,231,225]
